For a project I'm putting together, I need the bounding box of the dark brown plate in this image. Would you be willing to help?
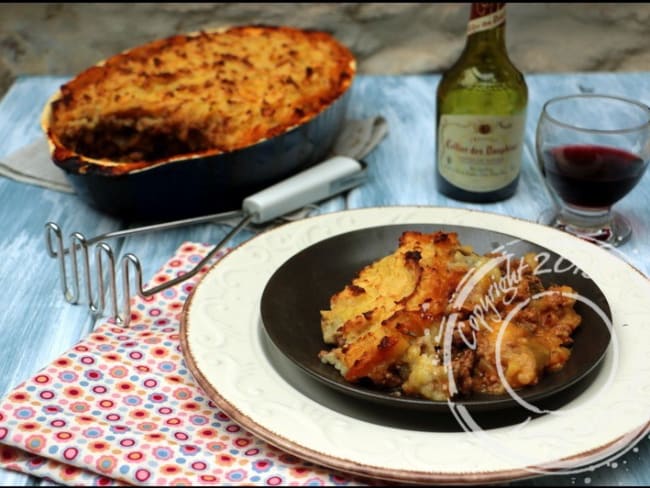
[260,223,612,412]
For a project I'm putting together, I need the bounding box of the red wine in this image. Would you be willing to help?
[541,144,647,208]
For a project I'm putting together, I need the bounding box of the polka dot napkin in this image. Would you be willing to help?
[0,243,364,486]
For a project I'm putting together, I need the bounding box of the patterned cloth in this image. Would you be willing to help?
[0,243,363,486]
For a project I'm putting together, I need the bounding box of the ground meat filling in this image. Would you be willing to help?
[319,231,583,401]
[59,122,213,162]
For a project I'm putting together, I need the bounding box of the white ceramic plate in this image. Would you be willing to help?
[181,206,650,485]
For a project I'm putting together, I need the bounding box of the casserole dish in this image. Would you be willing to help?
[41,25,356,221]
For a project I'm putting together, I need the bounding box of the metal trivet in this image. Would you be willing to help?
[45,156,367,326]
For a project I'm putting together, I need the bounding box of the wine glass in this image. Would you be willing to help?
[536,94,650,246]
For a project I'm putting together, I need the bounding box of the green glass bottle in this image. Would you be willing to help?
[436,3,528,202]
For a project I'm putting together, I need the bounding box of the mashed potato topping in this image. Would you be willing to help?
[47,25,355,165]
[319,231,582,401]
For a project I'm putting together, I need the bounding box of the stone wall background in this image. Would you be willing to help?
[1,3,649,97]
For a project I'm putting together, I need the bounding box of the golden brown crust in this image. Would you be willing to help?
[45,25,355,168]
[319,231,583,401]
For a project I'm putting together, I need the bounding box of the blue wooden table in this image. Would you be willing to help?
[0,72,648,486]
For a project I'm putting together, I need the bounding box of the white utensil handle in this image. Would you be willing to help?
[242,156,365,224]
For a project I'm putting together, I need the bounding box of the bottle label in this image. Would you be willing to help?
[437,114,525,192]
[468,3,506,36]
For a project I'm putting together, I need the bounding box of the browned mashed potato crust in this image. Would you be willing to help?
[46,25,355,166]
[319,231,582,401]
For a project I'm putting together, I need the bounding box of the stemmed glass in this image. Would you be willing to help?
[536,94,650,246]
